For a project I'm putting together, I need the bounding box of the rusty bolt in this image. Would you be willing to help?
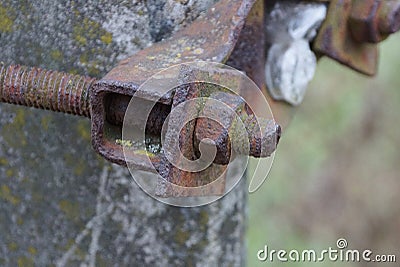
[0,62,169,134]
[0,63,95,117]
[378,0,400,35]
[349,0,400,43]
[194,92,280,165]
[313,0,400,76]
[0,62,280,166]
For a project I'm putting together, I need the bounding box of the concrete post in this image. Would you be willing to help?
[0,1,247,266]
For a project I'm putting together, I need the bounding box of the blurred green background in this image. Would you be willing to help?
[248,35,400,267]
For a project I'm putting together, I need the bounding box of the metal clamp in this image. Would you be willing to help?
[313,0,400,76]
[0,0,281,197]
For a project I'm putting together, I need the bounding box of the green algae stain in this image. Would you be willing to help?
[73,25,88,46]
[63,152,88,176]
[28,246,37,256]
[73,161,86,176]
[14,109,26,125]
[0,185,21,205]
[8,242,18,251]
[2,110,28,147]
[50,50,63,61]
[79,53,89,65]
[17,256,34,267]
[76,120,91,142]
[63,239,86,261]
[16,216,24,226]
[96,255,111,267]
[73,15,111,47]
[59,200,80,222]
[68,68,80,75]
[40,115,52,131]
[0,157,8,166]
[88,64,101,77]
[199,210,209,231]
[0,5,14,33]
[70,11,115,77]
[174,228,190,245]
[6,169,14,178]
[32,191,44,202]
[100,32,113,45]
[134,149,155,158]
[115,139,133,148]
[64,239,75,250]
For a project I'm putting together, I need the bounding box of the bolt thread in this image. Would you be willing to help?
[0,63,96,117]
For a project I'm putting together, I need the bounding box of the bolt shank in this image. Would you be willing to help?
[0,63,95,117]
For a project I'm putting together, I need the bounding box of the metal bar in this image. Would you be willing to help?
[0,63,95,117]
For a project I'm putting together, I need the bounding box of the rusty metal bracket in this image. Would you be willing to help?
[91,0,261,166]
[313,0,400,76]
[1,0,399,198]
[0,0,281,197]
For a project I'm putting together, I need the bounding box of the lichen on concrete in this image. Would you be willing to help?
[0,0,246,266]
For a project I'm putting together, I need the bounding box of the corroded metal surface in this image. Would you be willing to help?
[0,0,275,216]
[0,62,170,132]
[195,92,244,165]
[0,62,280,170]
[0,63,95,117]
[97,0,257,87]
[313,0,400,76]
[350,0,400,43]
[195,92,280,165]
[90,0,261,167]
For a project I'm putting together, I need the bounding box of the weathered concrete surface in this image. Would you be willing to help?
[0,1,247,266]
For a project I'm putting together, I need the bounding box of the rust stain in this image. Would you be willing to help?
[313,0,400,76]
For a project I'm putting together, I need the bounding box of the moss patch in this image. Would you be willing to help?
[40,115,52,131]
[28,246,37,255]
[16,216,24,226]
[0,157,8,166]
[198,210,209,231]
[8,242,18,251]
[76,120,91,141]
[100,32,113,45]
[174,228,190,245]
[2,109,27,147]
[0,5,14,33]
[50,49,63,61]
[5,169,14,178]
[59,200,80,222]
[0,185,21,205]
[17,256,34,267]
